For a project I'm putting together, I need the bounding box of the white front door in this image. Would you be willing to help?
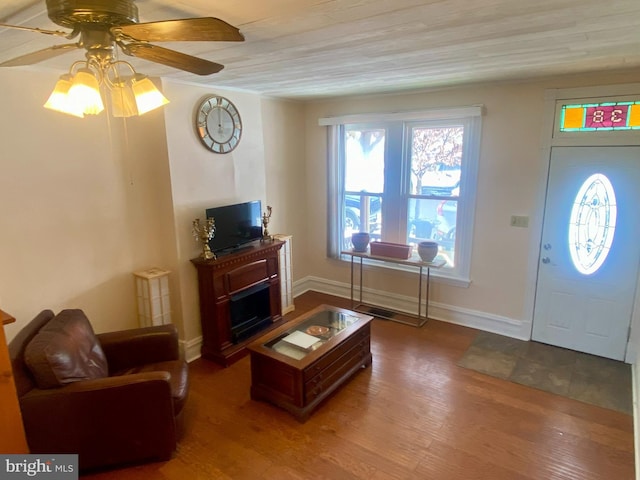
[532,146,640,360]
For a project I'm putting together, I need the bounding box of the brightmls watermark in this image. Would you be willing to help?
[0,455,77,479]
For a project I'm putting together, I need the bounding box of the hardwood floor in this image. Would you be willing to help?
[83,292,635,479]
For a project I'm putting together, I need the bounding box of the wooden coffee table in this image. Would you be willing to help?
[247,304,373,421]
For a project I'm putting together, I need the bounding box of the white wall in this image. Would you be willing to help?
[261,97,308,280]
[3,64,640,367]
[159,79,270,342]
[302,70,640,340]
[0,67,300,354]
[0,68,173,337]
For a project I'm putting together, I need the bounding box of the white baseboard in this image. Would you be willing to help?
[295,275,532,340]
[180,336,203,363]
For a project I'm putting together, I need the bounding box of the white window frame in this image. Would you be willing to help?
[321,106,483,286]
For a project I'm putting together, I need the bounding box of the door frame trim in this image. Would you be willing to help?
[525,82,640,364]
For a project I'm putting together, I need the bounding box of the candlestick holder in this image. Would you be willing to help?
[262,205,273,241]
[192,217,216,260]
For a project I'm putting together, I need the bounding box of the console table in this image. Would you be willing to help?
[192,240,285,366]
[341,250,445,327]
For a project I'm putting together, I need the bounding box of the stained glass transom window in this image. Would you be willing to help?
[560,101,640,132]
[568,173,617,275]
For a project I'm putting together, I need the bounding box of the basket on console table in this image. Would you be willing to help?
[369,241,413,259]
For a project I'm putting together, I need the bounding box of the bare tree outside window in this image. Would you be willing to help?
[410,126,463,196]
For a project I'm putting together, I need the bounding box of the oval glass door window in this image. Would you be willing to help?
[568,173,617,275]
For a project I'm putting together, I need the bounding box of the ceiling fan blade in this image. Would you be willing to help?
[0,22,73,39]
[112,17,244,42]
[0,43,80,67]
[124,43,224,75]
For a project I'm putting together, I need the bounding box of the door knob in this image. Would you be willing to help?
[541,257,551,264]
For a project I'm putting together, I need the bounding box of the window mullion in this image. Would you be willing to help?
[380,123,405,243]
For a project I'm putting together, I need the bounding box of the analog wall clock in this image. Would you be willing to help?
[195,95,242,153]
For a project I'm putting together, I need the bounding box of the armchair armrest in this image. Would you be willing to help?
[97,324,180,372]
[20,373,177,471]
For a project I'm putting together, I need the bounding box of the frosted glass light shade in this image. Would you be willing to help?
[68,68,104,115]
[43,74,84,118]
[110,82,138,118]
[43,61,171,118]
[131,75,169,115]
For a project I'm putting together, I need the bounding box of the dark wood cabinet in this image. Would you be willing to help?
[191,240,285,366]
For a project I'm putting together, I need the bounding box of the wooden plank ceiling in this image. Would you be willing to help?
[1,0,639,99]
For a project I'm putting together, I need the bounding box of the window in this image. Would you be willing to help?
[569,173,617,275]
[323,107,482,284]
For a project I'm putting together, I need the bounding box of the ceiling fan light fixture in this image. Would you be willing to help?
[48,60,170,118]
[2,5,244,119]
[68,67,104,115]
[43,73,85,118]
[130,74,169,115]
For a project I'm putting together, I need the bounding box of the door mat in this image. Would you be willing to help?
[458,331,632,415]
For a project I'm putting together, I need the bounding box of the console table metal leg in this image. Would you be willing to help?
[358,256,363,305]
[425,267,430,321]
[341,250,443,328]
[418,265,423,321]
[349,256,354,309]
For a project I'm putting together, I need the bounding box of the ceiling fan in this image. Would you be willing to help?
[0,0,245,75]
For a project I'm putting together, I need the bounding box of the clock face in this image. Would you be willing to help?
[195,95,242,153]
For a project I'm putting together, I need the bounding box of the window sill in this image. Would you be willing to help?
[338,255,470,288]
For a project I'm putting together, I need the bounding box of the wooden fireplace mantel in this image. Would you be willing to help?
[191,239,285,366]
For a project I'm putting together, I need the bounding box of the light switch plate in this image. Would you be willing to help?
[510,215,529,228]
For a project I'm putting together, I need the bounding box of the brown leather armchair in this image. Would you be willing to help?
[9,309,189,472]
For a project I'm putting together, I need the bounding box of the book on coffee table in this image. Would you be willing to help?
[282,330,320,350]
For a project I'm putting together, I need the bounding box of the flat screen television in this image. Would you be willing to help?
[205,200,263,255]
